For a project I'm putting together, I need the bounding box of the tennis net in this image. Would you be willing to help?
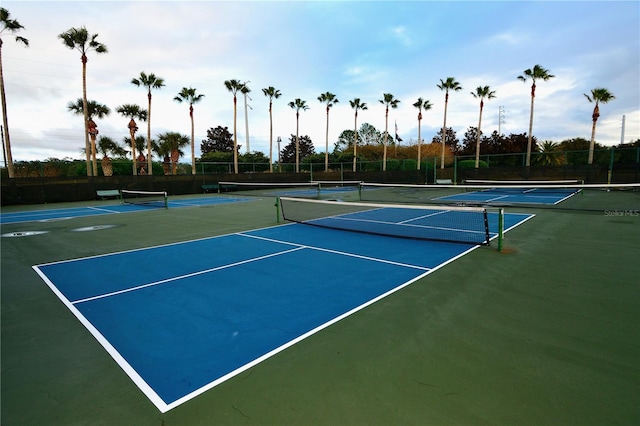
[120,190,168,208]
[360,182,640,212]
[218,181,321,198]
[279,197,492,245]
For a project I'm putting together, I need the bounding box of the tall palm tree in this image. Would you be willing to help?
[224,79,249,173]
[412,97,432,170]
[584,88,615,165]
[174,87,204,175]
[471,86,497,168]
[287,98,309,173]
[58,26,107,176]
[518,64,555,166]
[156,131,190,175]
[262,86,281,172]
[1,8,28,179]
[437,77,462,169]
[349,98,368,172]
[67,98,109,175]
[379,93,400,171]
[318,92,339,172]
[115,103,147,175]
[131,71,165,175]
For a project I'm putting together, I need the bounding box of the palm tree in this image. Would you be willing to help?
[536,140,564,166]
[67,98,109,175]
[437,77,462,169]
[174,87,204,175]
[518,64,555,166]
[287,98,309,173]
[58,26,107,177]
[471,86,497,168]
[131,71,165,175]
[317,92,339,172]
[156,132,189,175]
[224,79,249,173]
[412,97,432,170]
[349,98,368,172]
[1,8,28,179]
[379,93,400,171]
[97,136,126,176]
[262,86,281,172]
[584,88,615,165]
[115,104,147,175]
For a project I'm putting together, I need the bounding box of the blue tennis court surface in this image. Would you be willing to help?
[436,187,579,205]
[0,196,251,225]
[33,209,532,412]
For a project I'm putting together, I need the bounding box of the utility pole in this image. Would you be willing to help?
[498,106,506,135]
[244,89,252,153]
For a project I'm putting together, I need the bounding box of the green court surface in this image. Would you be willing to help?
[1,193,639,425]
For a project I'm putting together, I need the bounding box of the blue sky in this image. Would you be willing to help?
[2,0,639,162]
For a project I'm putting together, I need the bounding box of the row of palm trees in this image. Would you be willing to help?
[0,9,617,179]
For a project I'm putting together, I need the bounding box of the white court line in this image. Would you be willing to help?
[71,246,306,305]
[87,206,122,214]
[238,232,431,271]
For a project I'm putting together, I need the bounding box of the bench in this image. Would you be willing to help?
[202,183,238,193]
[96,189,120,199]
[435,179,453,185]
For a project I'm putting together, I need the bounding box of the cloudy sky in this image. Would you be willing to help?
[2,0,639,162]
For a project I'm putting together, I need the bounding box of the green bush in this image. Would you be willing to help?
[457,159,488,169]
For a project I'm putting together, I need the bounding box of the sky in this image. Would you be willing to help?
[2,0,639,163]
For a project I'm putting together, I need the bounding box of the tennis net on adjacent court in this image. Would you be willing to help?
[279,196,492,245]
[359,182,640,212]
[217,181,361,198]
[121,190,168,208]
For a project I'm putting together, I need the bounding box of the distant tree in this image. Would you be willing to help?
[97,135,126,176]
[59,26,107,176]
[584,87,615,165]
[155,131,189,175]
[115,103,147,175]
[131,71,165,175]
[349,98,368,172]
[1,7,29,178]
[471,85,496,168]
[437,77,462,168]
[518,64,555,166]
[334,129,355,153]
[431,127,459,154]
[287,98,309,172]
[379,93,400,171]
[201,126,236,154]
[413,97,432,170]
[262,86,281,172]
[318,91,339,171]
[224,79,249,173]
[281,134,314,164]
[535,140,564,166]
[359,123,383,145]
[67,98,109,175]
[174,86,204,174]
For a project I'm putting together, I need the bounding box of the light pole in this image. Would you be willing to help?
[277,136,281,172]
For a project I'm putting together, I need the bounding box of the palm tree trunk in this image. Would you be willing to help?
[588,118,598,165]
[417,113,422,171]
[81,56,92,176]
[353,113,358,172]
[190,105,196,174]
[129,123,137,176]
[101,156,113,176]
[295,112,300,173]
[441,93,448,169]
[325,107,330,172]
[475,101,484,168]
[269,102,273,173]
[233,96,238,174]
[383,108,389,172]
[525,84,536,167]
[147,92,153,175]
[0,42,15,178]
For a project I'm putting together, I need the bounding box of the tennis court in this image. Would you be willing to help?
[2,185,639,424]
[31,201,531,412]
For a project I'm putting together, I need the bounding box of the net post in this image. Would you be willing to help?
[163,192,168,209]
[275,196,281,223]
[497,208,504,252]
